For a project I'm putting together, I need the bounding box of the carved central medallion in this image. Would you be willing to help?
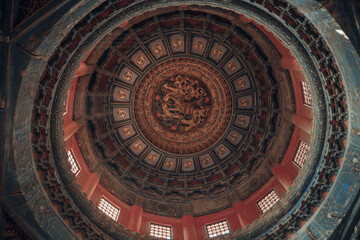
[134,58,233,154]
[154,75,212,132]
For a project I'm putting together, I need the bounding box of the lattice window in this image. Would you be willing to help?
[98,197,120,221]
[257,190,280,214]
[293,141,310,168]
[301,81,312,107]
[206,220,230,238]
[150,223,172,239]
[67,150,80,175]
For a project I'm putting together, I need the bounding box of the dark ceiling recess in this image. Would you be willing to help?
[1,211,32,240]
[319,0,360,56]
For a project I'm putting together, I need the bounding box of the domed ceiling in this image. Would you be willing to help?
[73,10,294,216]
[12,0,353,239]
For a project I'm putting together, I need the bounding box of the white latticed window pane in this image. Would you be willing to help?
[98,197,120,221]
[293,141,310,168]
[206,220,230,238]
[67,150,80,175]
[301,81,312,106]
[150,223,172,239]
[257,190,280,214]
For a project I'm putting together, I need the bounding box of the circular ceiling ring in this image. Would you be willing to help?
[80,17,294,211]
[11,0,352,239]
[133,57,234,155]
[49,2,328,238]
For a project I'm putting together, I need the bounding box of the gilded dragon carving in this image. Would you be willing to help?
[156,75,211,132]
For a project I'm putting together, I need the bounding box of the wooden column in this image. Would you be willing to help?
[82,172,100,199]
[273,164,295,191]
[292,113,312,135]
[233,201,258,228]
[281,57,301,70]
[63,120,82,141]
[128,205,143,232]
[182,215,197,240]
[75,62,93,77]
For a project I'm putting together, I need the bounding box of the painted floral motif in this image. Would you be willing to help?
[212,47,222,57]
[117,90,127,100]
[237,79,246,88]
[133,142,143,151]
[238,116,247,126]
[153,44,163,55]
[193,41,205,51]
[172,38,183,49]
[117,109,127,119]
[136,55,146,66]
[227,61,237,72]
[230,133,238,142]
[165,159,175,168]
[148,154,158,162]
[183,160,193,168]
[201,156,211,165]
[124,71,133,81]
[240,98,249,107]
[122,127,132,136]
[217,146,226,155]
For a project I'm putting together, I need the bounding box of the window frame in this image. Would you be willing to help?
[301,81,312,107]
[205,219,231,238]
[66,149,81,176]
[292,140,310,168]
[97,196,121,222]
[149,222,173,240]
[256,189,280,214]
